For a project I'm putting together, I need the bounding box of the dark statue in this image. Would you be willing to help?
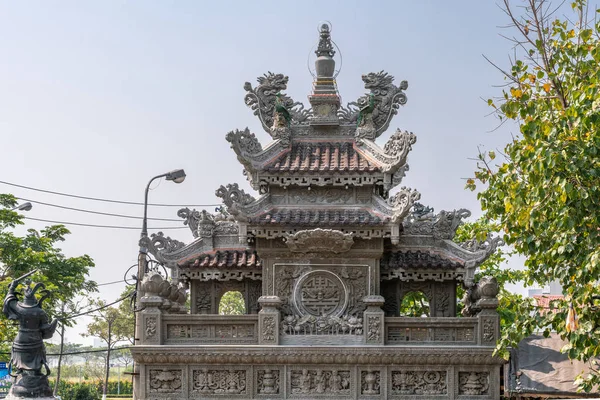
[3,270,57,399]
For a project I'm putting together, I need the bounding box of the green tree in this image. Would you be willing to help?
[83,288,134,399]
[218,291,246,315]
[469,0,600,391]
[0,194,96,352]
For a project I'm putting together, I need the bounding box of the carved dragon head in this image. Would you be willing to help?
[255,72,289,92]
[362,71,394,90]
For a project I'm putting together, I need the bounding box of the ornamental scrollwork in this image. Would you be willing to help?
[388,187,421,222]
[432,208,471,240]
[215,183,255,220]
[177,207,201,237]
[339,71,408,140]
[243,72,311,136]
[143,232,185,255]
[225,127,262,156]
[382,129,417,170]
[459,234,505,257]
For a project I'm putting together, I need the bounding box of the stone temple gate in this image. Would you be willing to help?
[132,23,505,399]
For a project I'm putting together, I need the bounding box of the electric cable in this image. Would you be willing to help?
[97,279,126,287]
[16,197,182,222]
[0,180,221,207]
[24,217,187,230]
[64,293,134,319]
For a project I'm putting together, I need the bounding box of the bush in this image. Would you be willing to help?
[53,381,100,400]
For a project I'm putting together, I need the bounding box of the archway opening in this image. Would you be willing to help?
[399,291,430,317]
[218,291,246,315]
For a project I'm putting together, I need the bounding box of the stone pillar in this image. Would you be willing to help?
[258,296,281,345]
[363,295,385,345]
[475,276,500,346]
[139,273,165,345]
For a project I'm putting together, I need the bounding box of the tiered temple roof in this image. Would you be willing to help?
[141,21,502,289]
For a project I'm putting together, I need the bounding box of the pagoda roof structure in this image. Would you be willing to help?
[142,21,503,288]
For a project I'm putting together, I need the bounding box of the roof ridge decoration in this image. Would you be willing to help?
[339,71,408,141]
[243,72,312,141]
[403,205,472,240]
[215,183,256,222]
[386,187,421,223]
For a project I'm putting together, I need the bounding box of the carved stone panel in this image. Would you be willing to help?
[191,367,249,396]
[389,369,447,396]
[275,264,369,332]
[294,270,347,317]
[361,370,381,395]
[148,368,183,394]
[255,367,282,397]
[458,371,489,396]
[288,368,352,397]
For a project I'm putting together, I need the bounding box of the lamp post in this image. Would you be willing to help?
[133,169,185,400]
[137,169,186,292]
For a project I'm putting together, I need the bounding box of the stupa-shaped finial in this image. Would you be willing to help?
[309,21,340,125]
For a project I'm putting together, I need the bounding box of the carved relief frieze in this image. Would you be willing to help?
[285,229,354,253]
[183,270,262,282]
[276,264,368,323]
[192,368,248,395]
[290,368,351,395]
[366,315,382,343]
[148,369,183,393]
[262,316,276,342]
[361,370,381,395]
[145,316,157,341]
[483,318,495,343]
[281,314,363,336]
[390,370,447,395]
[289,188,353,205]
[458,371,489,396]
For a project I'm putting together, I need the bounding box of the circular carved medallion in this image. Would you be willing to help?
[293,270,348,317]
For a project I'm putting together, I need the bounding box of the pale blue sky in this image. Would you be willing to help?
[1,1,523,343]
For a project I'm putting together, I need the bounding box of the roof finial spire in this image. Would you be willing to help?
[315,23,335,59]
[308,22,341,126]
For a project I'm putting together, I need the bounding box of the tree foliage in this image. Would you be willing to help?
[469,0,600,391]
[218,291,246,315]
[0,194,96,352]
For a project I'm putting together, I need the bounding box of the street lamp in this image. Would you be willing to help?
[133,169,185,399]
[138,168,186,290]
[11,202,32,212]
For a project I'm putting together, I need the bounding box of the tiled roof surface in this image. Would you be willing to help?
[180,250,261,269]
[249,208,390,225]
[532,295,564,312]
[263,141,380,173]
[380,251,463,270]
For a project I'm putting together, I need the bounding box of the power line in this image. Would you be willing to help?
[66,292,134,319]
[0,180,221,208]
[24,217,188,230]
[17,197,182,222]
[97,279,126,287]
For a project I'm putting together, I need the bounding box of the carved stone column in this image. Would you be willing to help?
[139,273,165,345]
[258,296,281,345]
[363,295,385,345]
[475,276,500,346]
